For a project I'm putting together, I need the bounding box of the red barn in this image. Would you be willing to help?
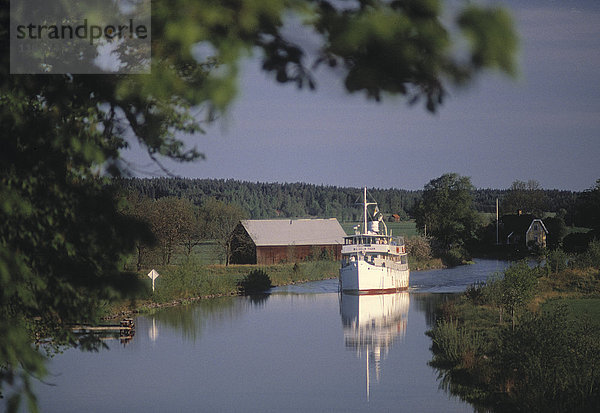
[230,219,347,265]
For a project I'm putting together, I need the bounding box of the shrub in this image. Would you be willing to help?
[428,319,483,368]
[572,239,600,269]
[498,306,600,412]
[562,232,592,253]
[545,248,568,274]
[238,269,273,295]
[501,261,538,329]
[464,282,486,305]
[406,236,432,260]
[442,246,471,267]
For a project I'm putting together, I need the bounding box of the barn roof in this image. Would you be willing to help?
[240,219,347,246]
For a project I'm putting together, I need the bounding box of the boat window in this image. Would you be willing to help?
[401,256,407,265]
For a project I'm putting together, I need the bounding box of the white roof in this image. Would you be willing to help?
[527,219,548,234]
[240,219,347,246]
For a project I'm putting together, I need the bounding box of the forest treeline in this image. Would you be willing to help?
[117,178,580,222]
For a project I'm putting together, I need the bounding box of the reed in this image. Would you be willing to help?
[428,319,483,368]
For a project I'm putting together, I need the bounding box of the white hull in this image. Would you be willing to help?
[340,260,409,294]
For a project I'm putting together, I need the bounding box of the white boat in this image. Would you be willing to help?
[339,188,410,294]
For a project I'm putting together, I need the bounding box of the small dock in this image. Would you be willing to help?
[71,318,134,332]
[71,318,135,343]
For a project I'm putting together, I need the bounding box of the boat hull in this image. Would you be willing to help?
[339,260,409,294]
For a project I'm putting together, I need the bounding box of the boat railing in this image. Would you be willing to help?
[343,235,405,246]
[390,236,405,246]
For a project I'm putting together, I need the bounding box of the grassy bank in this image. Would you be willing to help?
[107,252,443,317]
[427,259,600,412]
[103,260,339,317]
[409,257,444,271]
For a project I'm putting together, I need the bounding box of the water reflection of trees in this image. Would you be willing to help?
[411,293,458,328]
[246,293,270,307]
[150,294,270,342]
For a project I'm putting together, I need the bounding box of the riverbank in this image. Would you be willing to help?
[103,260,339,318]
[427,260,600,412]
[104,257,445,318]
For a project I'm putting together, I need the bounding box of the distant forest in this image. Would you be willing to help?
[117,178,580,223]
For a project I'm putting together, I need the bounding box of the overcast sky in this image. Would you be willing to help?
[124,0,600,191]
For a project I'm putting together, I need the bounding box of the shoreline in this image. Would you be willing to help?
[105,259,445,319]
[427,262,600,411]
[104,276,340,320]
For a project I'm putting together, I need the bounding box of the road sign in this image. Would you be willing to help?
[147,269,159,292]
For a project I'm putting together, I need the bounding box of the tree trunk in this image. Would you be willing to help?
[225,242,230,266]
[136,244,143,271]
[511,308,515,331]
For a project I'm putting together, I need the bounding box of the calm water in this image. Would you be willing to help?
[32,259,510,412]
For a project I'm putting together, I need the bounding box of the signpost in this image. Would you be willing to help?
[147,269,159,292]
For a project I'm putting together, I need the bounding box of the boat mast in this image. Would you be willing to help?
[366,345,370,401]
[363,187,368,235]
[361,187,377,235]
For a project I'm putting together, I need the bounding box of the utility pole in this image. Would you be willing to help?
[496,198,499,245]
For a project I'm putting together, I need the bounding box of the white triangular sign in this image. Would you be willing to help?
[147,269,159,292]
[147,269,159,280]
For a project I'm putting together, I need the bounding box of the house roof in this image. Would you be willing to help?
[240,218,347,246]
[501,214,536,235]
[527,219,548,234]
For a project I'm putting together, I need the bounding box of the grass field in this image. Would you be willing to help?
[542,298,600,327]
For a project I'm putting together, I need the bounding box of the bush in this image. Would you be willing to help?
[562,232,592,253]
[501,261,538,329]
[498,306,600,412]
[545,248,569,275]
[464,282,486,305]
[428,319,483,368]
[406,236,432,260]
[572,239,600,269]
[442,246,471,267]
[238,269,273,295]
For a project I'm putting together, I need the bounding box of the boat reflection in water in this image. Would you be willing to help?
[340,292,409,400]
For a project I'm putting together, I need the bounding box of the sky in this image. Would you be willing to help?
[124,0,600,191]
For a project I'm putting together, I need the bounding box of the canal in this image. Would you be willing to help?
[33,259,510,412]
